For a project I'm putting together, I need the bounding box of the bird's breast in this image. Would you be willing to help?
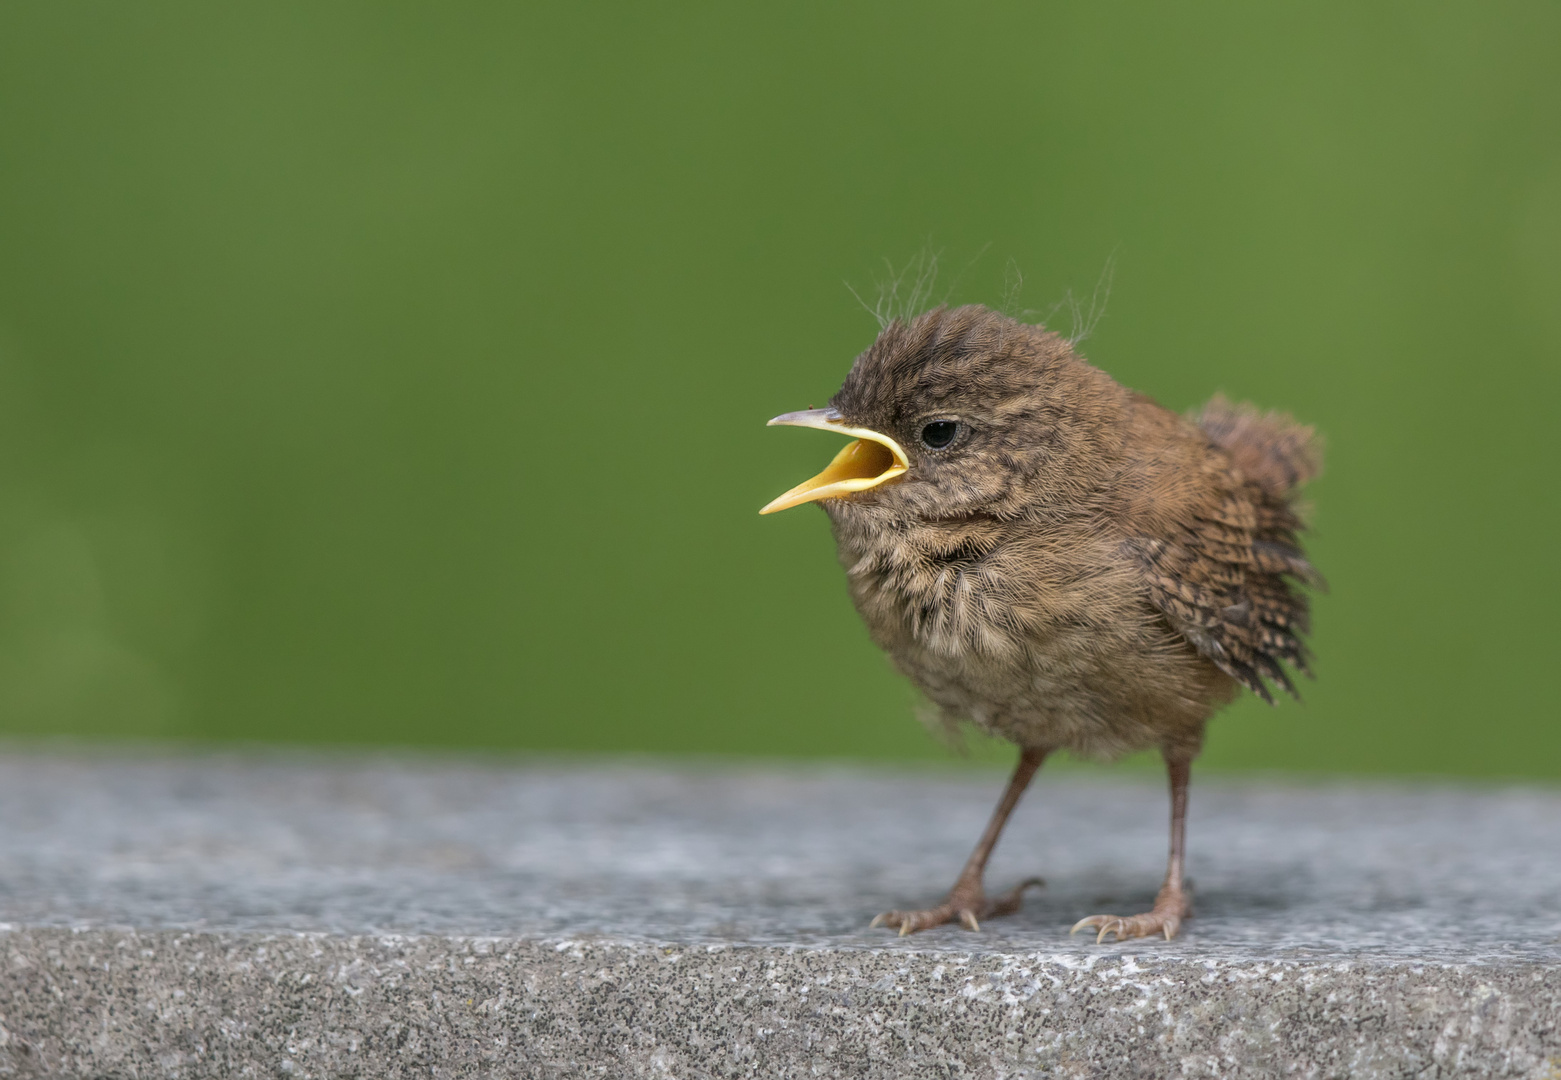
[826,510,1210,755]
[836,520,1027,665]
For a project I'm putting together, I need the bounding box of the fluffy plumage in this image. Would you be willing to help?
[822,306,1320,758]
[785,304,1322,939]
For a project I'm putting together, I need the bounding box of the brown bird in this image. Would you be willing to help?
[761,305,1322,941]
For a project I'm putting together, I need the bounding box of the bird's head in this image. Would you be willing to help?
[761,305,1128,523]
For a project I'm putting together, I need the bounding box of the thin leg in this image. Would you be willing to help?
[1071,749,1195,943]
[871,747,1047,935]
[1163,752,1190,906]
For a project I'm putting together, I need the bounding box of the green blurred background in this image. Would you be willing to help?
[0,2,1555,775]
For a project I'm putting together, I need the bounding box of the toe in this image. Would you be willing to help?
[870,911,911,931]
[906,908,952,935]
[983,877,1044,918]
[872,907,953,935]
[1070,909,1182,943]
[1070,914,1141,943]
[1115,917,1149,941]
[1070,914,1111,936]
[871,910,910,932]
[874,879,1044,936]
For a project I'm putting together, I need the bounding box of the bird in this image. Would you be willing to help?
[760,304,1322,942]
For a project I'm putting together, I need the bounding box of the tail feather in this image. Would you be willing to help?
[1196,394,1322,497]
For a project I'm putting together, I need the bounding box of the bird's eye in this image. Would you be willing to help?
[920,421,959,450]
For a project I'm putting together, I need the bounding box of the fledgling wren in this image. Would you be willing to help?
[762,305,1321,941]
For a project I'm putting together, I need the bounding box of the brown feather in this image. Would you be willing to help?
[806,306,1322,758]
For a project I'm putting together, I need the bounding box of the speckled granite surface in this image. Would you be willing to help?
[0,749,1557,1077]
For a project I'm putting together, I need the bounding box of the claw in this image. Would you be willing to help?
[874,876,1043,936]
[1071,897,1187,944]
[1069,914,1127,943]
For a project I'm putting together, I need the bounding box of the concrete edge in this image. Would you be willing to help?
[1,929,1558,1078]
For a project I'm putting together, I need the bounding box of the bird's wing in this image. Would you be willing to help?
[1125,481,1322,703]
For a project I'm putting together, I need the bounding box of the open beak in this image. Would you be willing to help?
[760,408,909,514]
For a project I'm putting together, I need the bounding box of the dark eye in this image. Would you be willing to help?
[920,421,959,449]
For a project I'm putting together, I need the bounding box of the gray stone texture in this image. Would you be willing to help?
[0,749,1557,1077]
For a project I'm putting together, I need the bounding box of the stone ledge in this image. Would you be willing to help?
[4,929,1559,1079]
[0,750,1557,1077]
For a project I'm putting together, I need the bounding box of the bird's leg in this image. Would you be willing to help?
[871,747,1047,935]
[1072,750,1194,943]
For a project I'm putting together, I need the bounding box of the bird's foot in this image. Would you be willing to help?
[870,876,1043,936]
[1071,883,1192,943]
